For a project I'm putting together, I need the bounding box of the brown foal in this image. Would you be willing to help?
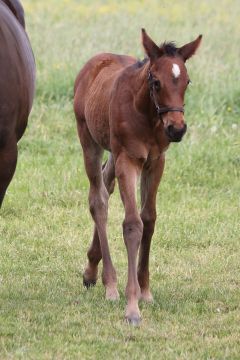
[74,29,202,325]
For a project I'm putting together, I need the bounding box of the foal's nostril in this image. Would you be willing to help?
[167,124,174,133]
[169,124,187,135]
[178,123,187,135]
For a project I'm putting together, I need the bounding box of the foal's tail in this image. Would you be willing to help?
[102,153,115,195]
[102,160,107,170]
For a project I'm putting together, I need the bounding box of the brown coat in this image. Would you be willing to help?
[74,29,202,324]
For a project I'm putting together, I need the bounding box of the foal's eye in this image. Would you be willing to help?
[187,79,192,85]
[153,80,161,91]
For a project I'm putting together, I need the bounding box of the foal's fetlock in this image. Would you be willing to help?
[83,264,98,288]
[138,276,153,302]
[102,271,119,300]
[140,288,154,303]
[105,285,119,301]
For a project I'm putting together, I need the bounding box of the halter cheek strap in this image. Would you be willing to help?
[148,70,185,120]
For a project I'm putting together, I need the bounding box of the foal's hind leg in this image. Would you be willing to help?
[79,124,119,300]
[138,155,165,302]
[83,154,116,288]
[0,134,18,207]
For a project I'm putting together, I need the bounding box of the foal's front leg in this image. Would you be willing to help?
[115,152,143,325]
[138,155,165,302]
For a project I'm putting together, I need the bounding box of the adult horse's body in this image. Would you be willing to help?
[0,0,35,206]
[74,29,202,324]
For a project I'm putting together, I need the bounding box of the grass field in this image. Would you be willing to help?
[0,0,239,358]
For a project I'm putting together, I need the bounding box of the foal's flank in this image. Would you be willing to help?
[74,29,202,325]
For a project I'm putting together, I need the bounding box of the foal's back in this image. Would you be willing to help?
[74,53,135,150]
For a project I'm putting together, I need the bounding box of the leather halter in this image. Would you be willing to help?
[147,69,184,120]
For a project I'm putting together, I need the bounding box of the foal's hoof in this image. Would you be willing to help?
[125,315,141,327]
[83,277,97,289]
[83,266,98,289]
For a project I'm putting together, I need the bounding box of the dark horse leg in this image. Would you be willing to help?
[138,155,165,301]
[0,134,18,207]
[78,122,119,300]
[83,153,116,288]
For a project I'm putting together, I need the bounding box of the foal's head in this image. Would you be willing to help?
[142,29,202,142]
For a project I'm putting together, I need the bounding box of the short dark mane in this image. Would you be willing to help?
[132,42,178,68]
[133,57,148,69]
[160,41,178,56]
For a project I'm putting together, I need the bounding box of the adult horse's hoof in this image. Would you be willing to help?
[125,315,141,326]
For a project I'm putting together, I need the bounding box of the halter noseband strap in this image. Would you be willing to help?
[155,105,184,115]
[148,69,185,119]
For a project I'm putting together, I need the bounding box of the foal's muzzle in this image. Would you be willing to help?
[165,123,187,142]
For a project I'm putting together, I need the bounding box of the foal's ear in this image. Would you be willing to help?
[178,35,202,62]
[141,28,162,62]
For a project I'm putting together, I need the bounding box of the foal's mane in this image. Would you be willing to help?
[134,41,178,68]
[134,58,148,68]
[160,41,178,56]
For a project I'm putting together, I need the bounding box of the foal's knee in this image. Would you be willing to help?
[141,210,156,236]
[123,216,143,248]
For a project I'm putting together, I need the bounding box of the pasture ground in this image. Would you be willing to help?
[0,0,239,359]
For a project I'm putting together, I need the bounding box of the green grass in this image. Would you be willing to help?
[0,0,239,358]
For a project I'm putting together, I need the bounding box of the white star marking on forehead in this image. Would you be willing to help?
[172,63,181,78]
